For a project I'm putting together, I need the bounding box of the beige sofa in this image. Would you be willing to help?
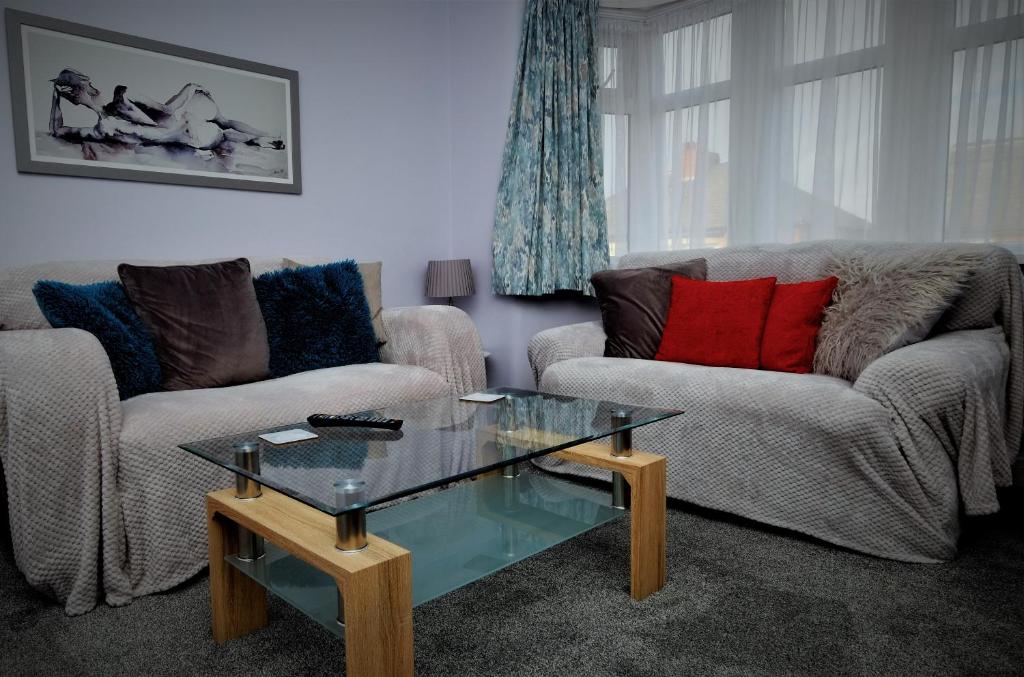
[0,258,486,615]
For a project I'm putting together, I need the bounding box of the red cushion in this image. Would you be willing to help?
[655,276,777,369]
[760,276,839,374]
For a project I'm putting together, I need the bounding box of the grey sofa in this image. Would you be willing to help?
[0,259,486,615]
[529,241,1023,563]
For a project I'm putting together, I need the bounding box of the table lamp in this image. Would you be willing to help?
[425,259,475,305]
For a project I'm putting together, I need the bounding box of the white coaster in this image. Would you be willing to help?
[259,428,319,445]
[459,392,506,403]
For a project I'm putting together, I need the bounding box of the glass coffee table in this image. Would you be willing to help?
[181,387,681,677]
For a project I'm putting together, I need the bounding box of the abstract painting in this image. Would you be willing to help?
[5,9,301,193]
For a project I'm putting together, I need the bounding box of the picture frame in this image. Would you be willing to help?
[4,9,302,194]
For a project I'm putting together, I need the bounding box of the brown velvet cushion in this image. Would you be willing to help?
[118,258,269,390]
[591,258,708,359]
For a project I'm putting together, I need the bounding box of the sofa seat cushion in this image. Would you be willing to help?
[538,356,960,562]
[114,362,449,593]
[121,362,449,451]
[543,355,856,415]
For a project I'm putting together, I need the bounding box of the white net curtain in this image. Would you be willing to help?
[599,0,1024,256]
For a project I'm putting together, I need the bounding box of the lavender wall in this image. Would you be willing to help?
[0,0,453,310]
[0,0,597,388]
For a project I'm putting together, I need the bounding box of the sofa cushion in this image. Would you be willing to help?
[31,280,163,399]
[591,258,707,360]
[0,258,287,332]
[120,363,449,459]
[760,276,838,374]
[118,259,270,391]
[656,276,777,369]
[535,355,961,562]
[814,249,986,381]
[254,261,379,379]
[283,258,388,347]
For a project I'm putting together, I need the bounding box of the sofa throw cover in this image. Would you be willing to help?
[32,280,163,399]
[118,258,270,390]
[591,258,707,360]
[814,249,986,381]
[656,276,777,369]
[254,260,379,378]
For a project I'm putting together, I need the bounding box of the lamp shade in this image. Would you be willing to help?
[425,259,475,298]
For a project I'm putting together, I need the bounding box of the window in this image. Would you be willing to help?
[662,13,731,94]
[946,11,1024,251]
[600,0,1024,256]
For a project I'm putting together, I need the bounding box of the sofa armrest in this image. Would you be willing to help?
[0,328,123,614]
[853,327,1015,515]
[527,321,606,387]
[379,306,485,396]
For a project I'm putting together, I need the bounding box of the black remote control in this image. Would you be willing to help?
[307,413,403,431]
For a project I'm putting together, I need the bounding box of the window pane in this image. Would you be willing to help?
[790,0,885,65]
[947,39,1024,249]
[834,67,881,223]
[792,79,821,195]
[603,114,629,257]
[707,99,730,247]
[955,0,1024,27]
[599,46,619,89]
[790,68,881,237]
[661,100,730,249]
[662,13,731,94]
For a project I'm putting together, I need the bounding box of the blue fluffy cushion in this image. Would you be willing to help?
[253,260,379,378]
[32,280,163,400]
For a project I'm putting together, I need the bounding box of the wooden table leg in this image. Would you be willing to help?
[550,443,668,601]
[626,456,667,600]
[206,505,268,644]
[206,488,413,676]
[337,552,414,677]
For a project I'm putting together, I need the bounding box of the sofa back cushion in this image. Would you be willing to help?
[760,276,839,374]
[813,249,986,381]
[617,240,1011,339]
[282,258,387,347]
[656,276,777,369]
[32,280,163,399]
[591,258,707,360]
[254,261,379,379]
[118,259,270,390]
[0,258,285,331]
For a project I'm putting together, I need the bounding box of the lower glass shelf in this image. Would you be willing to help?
[225,471,624,639]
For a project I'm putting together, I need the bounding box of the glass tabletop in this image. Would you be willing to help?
[179,387,682,516]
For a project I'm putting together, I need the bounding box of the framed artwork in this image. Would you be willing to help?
[4,9,301,193]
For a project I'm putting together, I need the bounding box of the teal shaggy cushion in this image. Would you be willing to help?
[254,260,379,378]
[32,280,163,400]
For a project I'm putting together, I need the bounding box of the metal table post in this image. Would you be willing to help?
[610,410,632,509]
[233,442,265,561]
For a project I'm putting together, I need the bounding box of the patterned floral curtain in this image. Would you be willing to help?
[491,0,610,296]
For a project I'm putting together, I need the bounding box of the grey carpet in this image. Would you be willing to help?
[2,490,1022,677]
